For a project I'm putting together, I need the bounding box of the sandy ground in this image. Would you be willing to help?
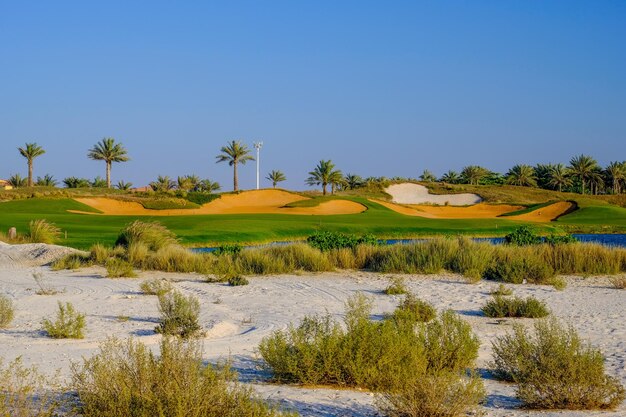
[71,190,366,216]
[507,201,576,222]
[372,200,525,219]
[385,183,482,206]
[0,245,625,416]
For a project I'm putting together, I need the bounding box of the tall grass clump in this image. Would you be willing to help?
[115,220,178,251]
[384,276,408,295]
[155,291,203,338]
[140,278,173,296]
[492,318,625,409]
[105,258,137,278]
[146,245,213,274]
[0,357,63,417]
[542,243,626,275]
[90,243,112,264]
[447,237,493,282]
[50,252,92,270]
[27,219,61,244]
[42,302,86,339]
[481,295,549,318]
[0,294,14,328]
[609,275,626,289]
[484,245,556,284]
[72,337,295,417]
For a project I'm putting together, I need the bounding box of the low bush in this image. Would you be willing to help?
[228,275,249,286]
[609,275,626,289]
[491,318,625,409]
[27,219,61,244]
[307,231,377,251]
[505,225,541,246]
[185,191,220,205]
[213,243,243,256]
[0,357,62,417]
[0,294,14,328]
[72,337,294,417]
[42,302,86,339]
[544,234,578,245]
[105,258,137,278]
[490,283,513,296]
[155,291,203,338]
[115,220,178,251]
[140,197,200,210]
[391,293,436,324]
[384,276,407,295]
[140,278,173,296]
[481,295,550,318]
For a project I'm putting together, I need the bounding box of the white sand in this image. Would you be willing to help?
[385,183,482,205]
[0,245,624,416]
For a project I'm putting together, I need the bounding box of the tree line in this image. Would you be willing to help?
[6,140,625,196]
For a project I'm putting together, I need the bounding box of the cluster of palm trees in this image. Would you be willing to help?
[8,139,625,196]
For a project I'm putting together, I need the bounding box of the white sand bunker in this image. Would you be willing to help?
[0,242,82,268]
[385,183,482,206]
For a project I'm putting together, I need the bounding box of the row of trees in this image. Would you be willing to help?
[9,140,626,195]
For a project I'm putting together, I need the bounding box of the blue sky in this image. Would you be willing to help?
[1,1,625,191]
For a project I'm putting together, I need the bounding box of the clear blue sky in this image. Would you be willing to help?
[1,1,625,191]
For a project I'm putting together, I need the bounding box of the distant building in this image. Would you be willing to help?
[0,180,13,190]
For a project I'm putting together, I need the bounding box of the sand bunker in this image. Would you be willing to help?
[385,183,482,206]
[0,242,83,268]
[506,201,576,222]
[72,190,366,216]
[372,200,523,219]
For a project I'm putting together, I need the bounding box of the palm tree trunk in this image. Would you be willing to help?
[106,162,112,188]
[233,163,238,192]
[322,182,327,195]
[28,160,33,187]
[558,184,562,193]
[581,179,585,195]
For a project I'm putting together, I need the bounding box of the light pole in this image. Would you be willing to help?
[253,141,263,190]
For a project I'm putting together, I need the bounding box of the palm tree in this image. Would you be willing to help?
[197,179,221,193]
[215,140,254,192]
[329,170,344,195]
[306,160,341,195]
[344,174,364,190]
[91,176,107,188]
[35,174,57,187]
[461,165,489,185]
[588,168,605,195]
[7,174,27,188]
[63,177,90,188]
[547,163,572,192]
[150,175,176,192]
[266,170,286,188]
[116,180,133,191]
[604,161,626,194]
[87,138,130,188]
[568,154,598,194]
[18,142,45,187]
[439,170,460,184]
[505,164,537,187]
[419,169,436,182]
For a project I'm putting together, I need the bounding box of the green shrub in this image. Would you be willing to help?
[42,302,86,339]
[105,258,137,278]
[505,225,541,246]
[544,234,578,245]
[492,318,625,409]
[306,231,378,251]
[140,278,173,296]
[213,243,243,256]
[228,275,249,286]
[155,291,203,338]
[490,283,513,296]
[391,293,436,324]
[140,197,200,210]
[0,294,14,328]
[185,192,220,205]
[27,219,61,244]
[0,357,63,417]
[384,276,408,295]
[481,295,550,318]
[376,370,485,417]
[115,220,178,251]
[72,337,294,417]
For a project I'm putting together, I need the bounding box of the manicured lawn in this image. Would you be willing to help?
[0,197,623,249]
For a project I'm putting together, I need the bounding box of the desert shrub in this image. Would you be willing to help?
[126,241,149,265]
[0,357,63,417]
[42,301,86,339]
[376,370,485,417]
[384,276,408,295]
[0,294,14,328]
[490,283,513,296]
[213,243,243,256]
[155,291,202,338]
[90,243,112,264]
[228,275,249,286]
[140,278,173,296]
[105,258,137,278]
[27,219,61,244]
[50,252,92,270]
[259,294,478,391]
[491,318,625,409]
[609,275,626,289]
[115,220,178,251]
[391,293,436,324]
[306,231,377,251]
[72,337,294,417]
[505,225,541,246]
[481,295,549,318]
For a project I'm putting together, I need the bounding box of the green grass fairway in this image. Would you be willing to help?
[0,197,624,249]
